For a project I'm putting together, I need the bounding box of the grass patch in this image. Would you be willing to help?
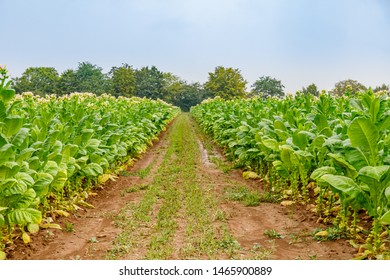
[210,156,234,173]
[312,227,347,241]
[119,165,152,179]
[64,222,75,233]
[225,186,261,207]
[249,241,276,260]
[264,229,283,239]
[121,184,149,196]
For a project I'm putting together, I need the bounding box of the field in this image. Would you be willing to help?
[1,71,390,260]
[6,114,355,260]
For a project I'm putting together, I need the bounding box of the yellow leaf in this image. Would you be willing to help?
[54,210,70,217]
[283,189,293,196]
[0,251,6,260]
[78,200,95,209]
[22,232,31,244]
[27,223,40,234]
[242,171,260,180]
[40,223,62,230]
[315,230,329,237]
[280,200,295,206]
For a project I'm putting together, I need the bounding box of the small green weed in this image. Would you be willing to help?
[264,229,283,239]
[225,186,261,207]
[64,222,75,233]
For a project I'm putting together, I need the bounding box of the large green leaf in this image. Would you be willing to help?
[33,172,54,197]
[44,161,59,177]
[51,169,68,191]
[16,148,36,163]
[0,100,6,121]
[15,172,35,188]
[385,186,390,201]
[314,114,329,131]
[0,133,8,146]
[61,144,79,163]
[0,161,20,180]
[261,138,279,151]
[358,165,390,182]
[7,208,42,225]
[0,178,20,195]
[81,129,95,142]
[11,128,29,147]
[0,213,5,227]
[347,117,379,165]
[292,130,308,150]
[10,188,37,209]
[319,174,359,196]
[85,139,101,152]
[0,144,14,164]
[381,210,390,224]
[280,145,294,168]
[345,148,369,170]
[310,166,337,180]
[328,153,358,179]
[272,160,289,178]
[3,116,23,138]
[82,162,103,177]
[0,88,15,104]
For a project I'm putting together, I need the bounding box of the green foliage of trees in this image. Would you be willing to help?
[301,83,319,96]
[135,66,165,100]
[13,67,60,96]
[57,69,77,95]
[251,76,285,99]
[331,79,367,96]
[204,66,247,99]
[74,62,110,95]
[171,82,211,112]
[373,84,390,95]
[110,64,136,97]
[12,62,387,112]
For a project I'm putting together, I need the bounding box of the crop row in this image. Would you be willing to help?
[0,70,179,258]
[191,92,390,258]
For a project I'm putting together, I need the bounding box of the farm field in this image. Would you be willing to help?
[1,67,389,260]
[8,113,356,260]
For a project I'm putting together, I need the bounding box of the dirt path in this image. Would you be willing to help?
[9,113,356,260]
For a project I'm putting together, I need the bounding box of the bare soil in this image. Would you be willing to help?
[8,114,356,260]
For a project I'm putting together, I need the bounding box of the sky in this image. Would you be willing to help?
[1,0,390,93]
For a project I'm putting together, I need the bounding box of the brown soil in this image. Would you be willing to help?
[8,115,357,260]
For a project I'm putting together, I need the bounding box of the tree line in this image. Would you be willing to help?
[12,62,390,111]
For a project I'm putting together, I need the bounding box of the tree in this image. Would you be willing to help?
[13,67,59,96]
[110,63,136,97]
[331,79,366,96]
[251,76,285,99]
[57,69,78,95]
[75,62,109,94]
[301,83,319,96]
[373,84,389,95]
[171,82,211,112]
[162,72,183,103]
[204,66,247,99]
[134,66,165,100]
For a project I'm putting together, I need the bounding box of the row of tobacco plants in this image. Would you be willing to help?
[0,66,179,259]
[191,91,390,259]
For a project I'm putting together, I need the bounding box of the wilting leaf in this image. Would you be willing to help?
[27,223,40,234]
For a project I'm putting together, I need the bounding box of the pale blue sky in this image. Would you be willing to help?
[1,0,389,93]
